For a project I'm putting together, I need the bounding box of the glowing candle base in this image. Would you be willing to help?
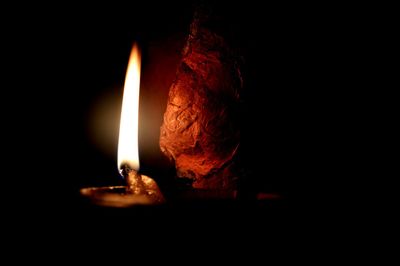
[80,172,165,207]
[122,165,165,204]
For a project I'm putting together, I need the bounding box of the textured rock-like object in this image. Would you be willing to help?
[160,7,243,189]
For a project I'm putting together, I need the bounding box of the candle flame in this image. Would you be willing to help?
[118,43,141,173]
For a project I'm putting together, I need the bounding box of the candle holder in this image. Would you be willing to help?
[80,173,165,208]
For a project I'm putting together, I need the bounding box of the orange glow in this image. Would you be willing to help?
[118,43,141,172]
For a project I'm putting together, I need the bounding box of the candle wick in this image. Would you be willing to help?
[120,165,145,195]
[118,164,165,203]
[119,164,133,178]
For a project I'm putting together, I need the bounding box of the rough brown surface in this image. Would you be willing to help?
[159,7,243,190]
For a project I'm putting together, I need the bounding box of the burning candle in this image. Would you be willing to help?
[81,43,165,207]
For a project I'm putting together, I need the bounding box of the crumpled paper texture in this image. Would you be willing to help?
[160,8,243,189]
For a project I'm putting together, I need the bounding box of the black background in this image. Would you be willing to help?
[4,1,362,228]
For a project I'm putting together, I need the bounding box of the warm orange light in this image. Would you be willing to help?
[118,43,141,172]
